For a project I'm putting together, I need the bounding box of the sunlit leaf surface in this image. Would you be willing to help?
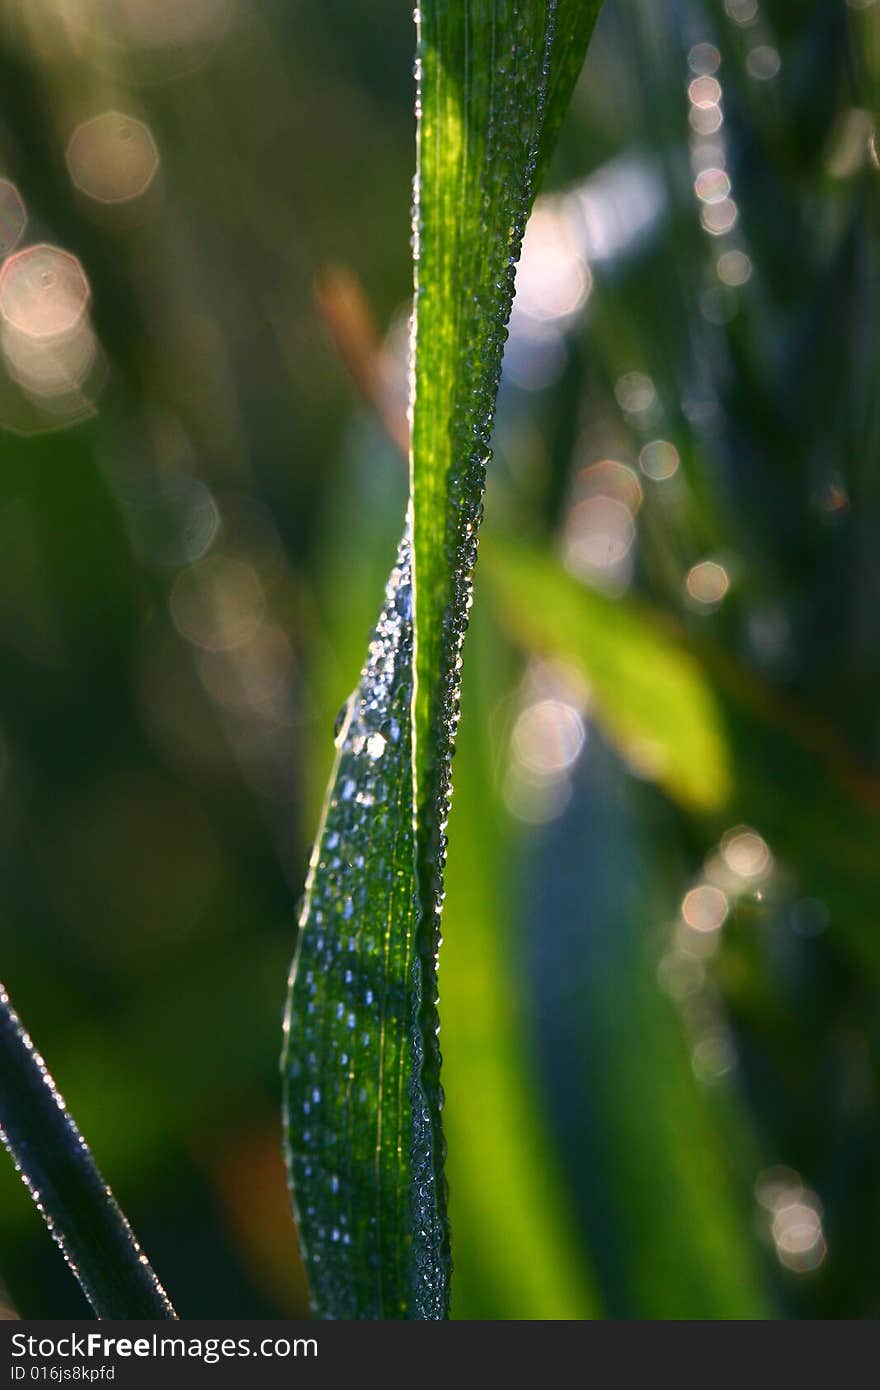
[283,536,429,1318]
[283,1,601,1318]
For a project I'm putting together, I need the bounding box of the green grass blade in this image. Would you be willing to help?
[283,535,437,1319]
[410,0,603,907]
[284,3,601,1319]
[300,432,601,1319]
[0,984,176,1319]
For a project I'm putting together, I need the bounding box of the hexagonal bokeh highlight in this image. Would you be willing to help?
[66,111,160,205]
[0,244,91,340]
[2,319,98,401]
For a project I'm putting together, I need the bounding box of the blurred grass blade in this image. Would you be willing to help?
[0,984,176,1319]
[441,605,601,1319]
[523,746,774,1319]
[482,534,880,972]
[284,2,601,1318]
[481,532,732,812]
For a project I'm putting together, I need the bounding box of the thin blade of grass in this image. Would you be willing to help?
[0,984,176,1319]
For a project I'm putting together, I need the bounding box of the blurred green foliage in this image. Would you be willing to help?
[1,0,880,1320]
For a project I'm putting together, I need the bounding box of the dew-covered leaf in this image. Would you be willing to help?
[301,426,601,1319]
[410,0,603,909]
[0,984,176,1319]
[283,1,602,1319]
[283,535,432,1318]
